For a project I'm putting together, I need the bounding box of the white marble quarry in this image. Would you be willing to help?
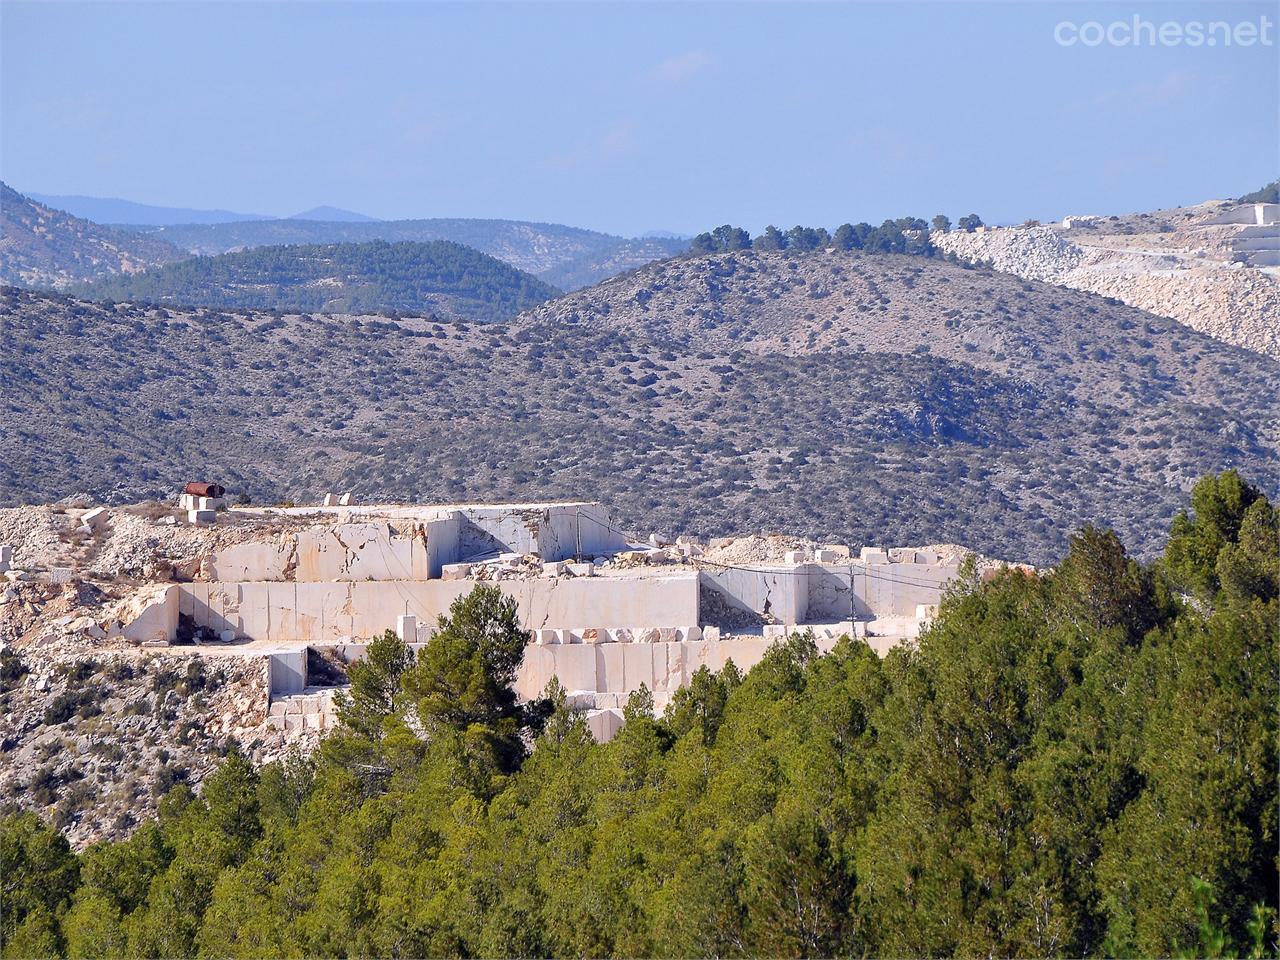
[106,501,967,746]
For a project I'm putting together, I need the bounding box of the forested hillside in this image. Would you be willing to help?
[0,184,185,289]
[3,472,1275,958]
[70,241,560,320]
[134,217,688,289]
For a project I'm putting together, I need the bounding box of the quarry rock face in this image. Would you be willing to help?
[931,204,1280,360]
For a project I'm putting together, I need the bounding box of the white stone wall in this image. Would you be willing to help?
[204,522,435,582]
[178,574,700,643]
[699,566,807,624]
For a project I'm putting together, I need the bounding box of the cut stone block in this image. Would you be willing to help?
[813,549,843,563]
[49,567,73,585]
[784,550,808,564]
[81,507,109,531]
[541,561,567,577]
[339,493,353,506]
[188,509,217,525]
[0,546,11,564]
[567,562,595,577]
[586,708,625,743]
[396,614,417,642]
[324,494,338,506]
[860,547,888,564]
[441,562,472,581]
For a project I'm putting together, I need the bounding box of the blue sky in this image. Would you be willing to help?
[2,1,1275,235]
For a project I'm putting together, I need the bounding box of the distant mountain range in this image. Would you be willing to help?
[287,205,380,223]
[26,192,274,226]
[4,184,688,292]
[71,240,559,320]
[25,193,384,226]
[133,217,689,289]
[0,183,186,288]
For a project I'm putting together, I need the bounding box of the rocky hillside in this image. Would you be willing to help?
[0,642,288,849]
[70,240,560,321]
[2,246,1277,565]
[134,217,688,290]
[931,201,1279,359]
[0,183,186,289]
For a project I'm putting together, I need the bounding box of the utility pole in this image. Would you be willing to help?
[575,506,582,562]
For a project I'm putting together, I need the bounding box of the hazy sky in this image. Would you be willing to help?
[2,1,1275,235]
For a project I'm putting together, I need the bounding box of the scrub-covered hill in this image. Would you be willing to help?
[2,245,1277,564]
